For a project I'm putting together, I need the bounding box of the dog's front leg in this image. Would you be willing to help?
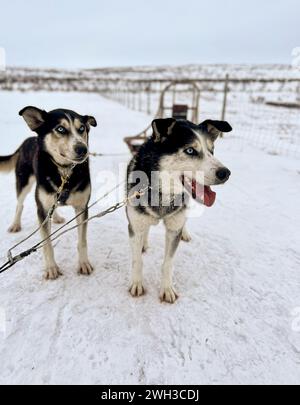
[75,207,93,276]
[129,227,146,297]
[127,206,151,297]
[160,212,186,303]
[37,203,62,280]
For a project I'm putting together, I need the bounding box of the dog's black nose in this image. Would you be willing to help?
[216,167,231,181]
[74,144,88,157]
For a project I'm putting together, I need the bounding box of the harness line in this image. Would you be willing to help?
[0,182,146,275]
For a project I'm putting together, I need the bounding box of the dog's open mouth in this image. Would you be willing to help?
[181,175,216,207]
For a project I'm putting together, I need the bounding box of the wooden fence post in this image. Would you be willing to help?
[138,89,142,112]
[147,84,151,115]
[221,74,229,121]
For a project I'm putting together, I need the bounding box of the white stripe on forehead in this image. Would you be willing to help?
[192,129,209,152]
[65,113,75,131]
[65,114,82,137]
[65,114,84,131]
[62,113,84,144]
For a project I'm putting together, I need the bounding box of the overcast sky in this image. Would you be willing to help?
[0,0,299,68]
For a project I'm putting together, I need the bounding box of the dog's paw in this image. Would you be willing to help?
[78,261,94,276]
[53,213,65,224]
[44,265,62,280]
[129,282,145,297]
[8,223,21,233]
[181,228,192,242]
[160,286,179,304]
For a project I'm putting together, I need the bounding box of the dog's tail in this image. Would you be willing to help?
[0,149,19,173]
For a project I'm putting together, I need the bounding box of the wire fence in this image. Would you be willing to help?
[1,70,300,157]
[226,93,300,158]
[103,79,300,158]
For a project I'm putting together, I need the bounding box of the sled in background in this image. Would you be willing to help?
[124,81,201,155]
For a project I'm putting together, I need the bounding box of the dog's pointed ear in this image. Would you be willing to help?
[84,115,97,127]
[19,106,48,131]
[151,118,176,143]
[200,120,232,140]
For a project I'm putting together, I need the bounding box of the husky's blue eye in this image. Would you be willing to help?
[185,147,196,155]
[78,125,85,134]
[56,126,66,134]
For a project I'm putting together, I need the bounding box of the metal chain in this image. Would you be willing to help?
[89,152,129,157]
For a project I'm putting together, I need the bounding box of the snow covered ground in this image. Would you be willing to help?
[0,91,299,385]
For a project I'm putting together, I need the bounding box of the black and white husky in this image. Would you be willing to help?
[0,106,97,279]
[126,118,232,303]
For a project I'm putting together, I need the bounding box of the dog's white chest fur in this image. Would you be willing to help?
[65,187,90,208]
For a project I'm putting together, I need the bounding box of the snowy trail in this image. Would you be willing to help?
[0,91,299,384]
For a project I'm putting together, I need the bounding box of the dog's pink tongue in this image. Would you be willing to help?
[191,179,216,207]
[192,180,216,207]
[203,186,216,207]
